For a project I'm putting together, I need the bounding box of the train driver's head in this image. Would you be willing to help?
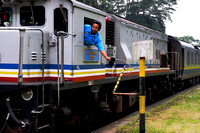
[91,21,101,35]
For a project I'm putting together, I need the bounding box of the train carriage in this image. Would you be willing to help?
[168,36,200,84]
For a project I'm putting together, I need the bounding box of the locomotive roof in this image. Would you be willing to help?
[119,17,167,37]
[179,40,195,49]
[70,0,106,16]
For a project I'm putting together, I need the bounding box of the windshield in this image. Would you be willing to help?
[0,7,12,27]
[20,6,45,26]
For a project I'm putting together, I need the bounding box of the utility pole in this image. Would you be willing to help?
[139,57,145,133]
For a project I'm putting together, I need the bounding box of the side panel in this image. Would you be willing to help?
[132,40,154,62]
[0,30,20,82]
[114,18,168,66]
[71,7,107,82]
[22,30,44,82]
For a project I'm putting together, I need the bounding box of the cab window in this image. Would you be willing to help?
[20,6,45,26]
[0,7,12,26]
[84,17,94,25]
[54,8,68,35]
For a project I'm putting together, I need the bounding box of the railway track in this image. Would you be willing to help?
[92,84,199,133]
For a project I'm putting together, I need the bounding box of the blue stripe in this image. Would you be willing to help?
[0,63,161,70]
[106,64,160,68]
[0,63,105,70]
[72,65,105,70]
[0,64,19,69]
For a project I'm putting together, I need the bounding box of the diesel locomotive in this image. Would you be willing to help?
[0,0,199,132]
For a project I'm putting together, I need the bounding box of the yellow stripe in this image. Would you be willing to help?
[0,71,18,75]
[23,72,42,75]
[106,68,133,73]
[73,70,105,75]
[139,58,145,77]
[139,96,145,114]
[181,67,200,70]
[24,70,104,76]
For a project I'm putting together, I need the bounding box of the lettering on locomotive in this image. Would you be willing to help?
[84,49,99,63]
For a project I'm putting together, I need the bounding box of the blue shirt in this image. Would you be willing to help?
[84,24,104,51]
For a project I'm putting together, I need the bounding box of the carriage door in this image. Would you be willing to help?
[20,6,45,82]
[23,30,44,82]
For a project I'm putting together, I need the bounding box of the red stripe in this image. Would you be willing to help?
[0,77,18,82]
[0,77,50,82]
[71,75,105,82]
[22,77,50,82]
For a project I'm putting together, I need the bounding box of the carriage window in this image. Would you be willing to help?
[191,53,194,65]
[187,52,190,65]
[199,54,200,65]
[54,8,68,35]
[0,7,12,27]
[195,53,198,65]
[20,6,45,26]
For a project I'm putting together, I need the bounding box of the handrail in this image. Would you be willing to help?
[56,31,69,107]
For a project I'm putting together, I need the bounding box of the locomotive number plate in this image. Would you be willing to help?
[84,49,99,63]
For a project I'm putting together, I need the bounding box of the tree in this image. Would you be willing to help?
[177,36,200,46]
[125,0,178,33]
[112,0,126,16]
[76,0,99,8]
[97,0,115,13]
[77,0,125,16]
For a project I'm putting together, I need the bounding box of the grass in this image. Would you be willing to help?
[116,86,200,133]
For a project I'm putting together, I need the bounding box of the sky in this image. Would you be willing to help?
[165,0,200,40]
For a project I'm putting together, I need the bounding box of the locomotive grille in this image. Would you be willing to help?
[41,52,46,61]
[107,46,116,57]
[31,52,37,60]
[106,21,115,46]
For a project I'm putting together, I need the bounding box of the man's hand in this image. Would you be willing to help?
[106,57,111,61]
[100,50,111,61]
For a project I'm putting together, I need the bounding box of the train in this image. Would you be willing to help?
[0,0,200,132]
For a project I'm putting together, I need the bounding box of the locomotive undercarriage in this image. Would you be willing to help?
[52,75,200,133]
[1,75,200,133]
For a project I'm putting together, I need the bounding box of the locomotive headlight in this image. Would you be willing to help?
[22,89,33,101]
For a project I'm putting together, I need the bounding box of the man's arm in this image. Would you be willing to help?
[100,50,111,61]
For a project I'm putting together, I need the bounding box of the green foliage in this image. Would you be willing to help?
[125,0,177,33]
[97,0,115,13]
[76,0,98,8]
[176,35,200,46]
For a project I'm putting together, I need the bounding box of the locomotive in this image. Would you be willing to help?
[0,0,199,132]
